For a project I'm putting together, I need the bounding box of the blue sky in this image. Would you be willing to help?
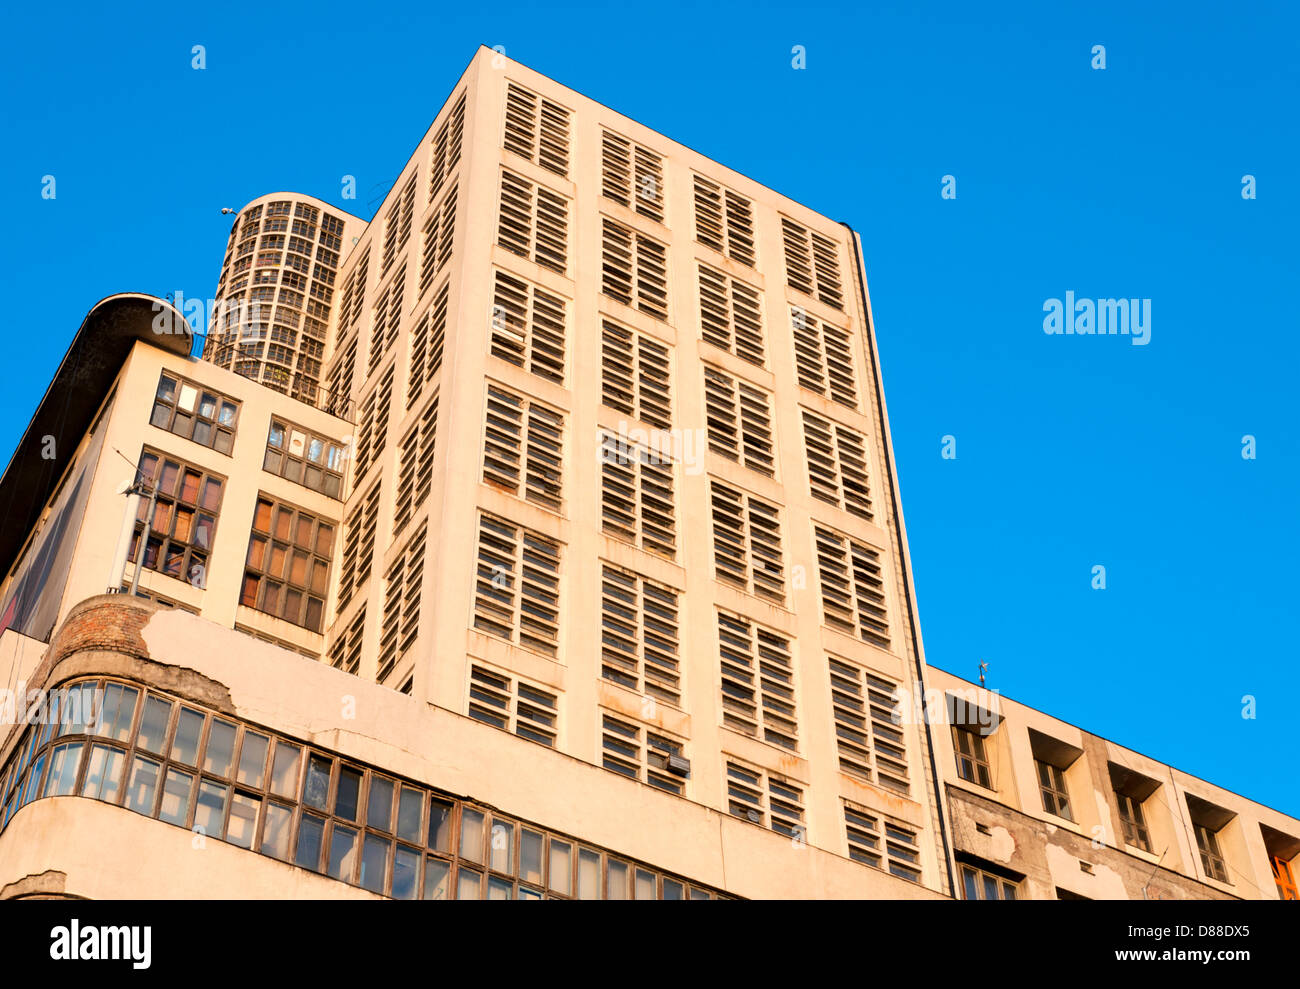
[1,1,1296,817]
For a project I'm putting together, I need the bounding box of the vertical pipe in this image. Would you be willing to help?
[106,488,142,593]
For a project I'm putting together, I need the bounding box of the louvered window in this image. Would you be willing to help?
[600,320,671,430]
[490,270,566,385]
[397,173,417,251]
[782,218,844,310]
[503,82,570,177]
[419,183,457,298]
[828,657,909,792]
[725,761,804,838]
[498,171,568,275]
[353,368,394,482]
[703,367,774,476]
[408,284,448,410]
[381,198,401,275]
[429,91,466,202]
[473,515,561,657]
[600,218,668,321]
[599,432,675,559]
[326,337,356,413]
[792,307,857,407]
[394,394,437,536]
[693,175,755,266]
[814,525,890,649]
[599,564,680,705]
[698,263,763,366]
[845,805,921,882]
[600,130,664,223]
[378,522,426,684]
[482,384,564,512]
[468,664,558,746]
[803,409,872,521]
[330,607,366,675]
[338,481,381,610]
[369,264,406,374]
[717,612,797,749]
[600,714,686,794]
[710,481,784,603]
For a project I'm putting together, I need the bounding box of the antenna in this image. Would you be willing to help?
[978,660,989,688]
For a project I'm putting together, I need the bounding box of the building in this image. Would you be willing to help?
[0,47,1294,901]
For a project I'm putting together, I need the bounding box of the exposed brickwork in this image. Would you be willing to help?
[45,594,156,670]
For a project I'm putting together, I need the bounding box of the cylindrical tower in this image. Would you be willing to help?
[204,193,364,415]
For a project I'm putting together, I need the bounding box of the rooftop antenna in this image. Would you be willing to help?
[221,207,237,215]
[978,660,989,688]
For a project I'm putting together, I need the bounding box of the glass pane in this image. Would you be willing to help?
[157,374,177,401]
[549,840,572,895]
[125,756,161,814]
[490,819,514,874]
[662,878,684,900]
[635,868,657,900]
[81,745,124,803]
[367,776,394,831]
[237,731,269,787]
[203,719,237,776]
[159,768,194,825]
[423,858,452,900]
[689,888,711,900]
[983,875,1000,901]
[397,786,423,843]
[178,383,198,412]
[136,696,173,754]
[43,742,83,797]
[226,792,260,849]
[487,876,514,900]
[360,834,390,893]
[187,773,225,832]
[428,797,453,852]
[269,741,301,798]
[261,802,293,860]
[963,868,979,900]
[335,766,362,821]
[296,814,326,870]
[456,868,482,900]
[520,829,544,886]
[171,708,205,765]
[20,754,45,807]
[578,848,602,900]
[607,859,629,900]
[328,825,358,881]
[302,754,331,810]
[59,682,97,735]
[460,808,485,864]
[392,845,420,900]
[98,684,138,742]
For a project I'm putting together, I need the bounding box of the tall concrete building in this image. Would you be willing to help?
[0,47,1294,901]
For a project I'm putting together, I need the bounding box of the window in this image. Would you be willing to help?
[600,320,671,430]
[1115,791,1151,852]
[378,523,426,684]
[1272,856,1298,901]
[329,607,366,676]
[264,419,345,498]
[699,263,763,366]
[498,170,568,274]
[803,410,872,521]
[782,217,844,310]
[717,612,797,750]
[419,182,456,298]
[600,432,675,558]
[710,481,784,602]
[703,367,774,475]
[601,218,668,321]
[130,449,224,588]
[490,269,566,385]
[408,284,448,409]
[599,564,680,705]
[503,82,570,177]
[828,658,909,792]
[1036,759,1072,820]
[241,498,334,633]
[792,307,857,408]
[693,175,755,266]
[338,482,380,610]
[472,514,561,657]
[150,372,239,454]
[1194,822,1229,883]
[813,525,890,648]
[600,715,686,794]
[725,761,804,838]
[326,337,356,413]
[368,266,406,375]
[353,368,394,482]
[844,805,923,883]
[393,395,437,536]
[337,248,369,338]
[468,665,558,746]
[428,91,466,202]
[600,130,664,222]
[952,725,992,788]
[960,863,1019,900]
[482,384,564,512]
